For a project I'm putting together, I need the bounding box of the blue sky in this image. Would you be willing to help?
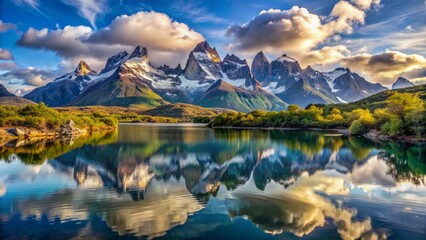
[0,0,425,94]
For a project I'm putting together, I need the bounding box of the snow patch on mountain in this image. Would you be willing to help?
[324,68,346,92]
[336,97,348,103]
[277,54,297,63]
[263,82,286,94]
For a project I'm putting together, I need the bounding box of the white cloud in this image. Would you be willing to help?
[60,0,108,29]
[0,49,14,60]
[86,11,204,52]
[0,67,56,87]
[0,20,17,33]
[17,11,205,70]
[297,45,351,68]
[13,0,38,9]
[341,50,426,84]
[329,0,366,33]
[227,0,381,67]
[350,0,382,10]
[227,7,331,53]
[0,62,18,71]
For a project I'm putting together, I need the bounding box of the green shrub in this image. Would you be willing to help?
[381,117,404,136]
[349,120,368,135]
[99,117,118,127]
[23,116,46,128]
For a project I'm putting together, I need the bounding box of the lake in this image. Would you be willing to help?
[0,123,425,240]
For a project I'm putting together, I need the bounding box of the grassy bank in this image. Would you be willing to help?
[0,103,227,141]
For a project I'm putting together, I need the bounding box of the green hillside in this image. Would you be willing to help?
[326,84,426,112]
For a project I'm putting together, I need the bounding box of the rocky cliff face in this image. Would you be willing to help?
[99,51,129,74]
[251,51,270,82]
[183,41,223,81]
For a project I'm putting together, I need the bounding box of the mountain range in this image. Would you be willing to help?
[5,41,415,111]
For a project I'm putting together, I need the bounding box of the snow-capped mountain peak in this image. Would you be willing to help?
[276,54,297,63]
[193,41,221,63]
[129,45,148,59]
[100,51,129,74]
[75,61,96,76]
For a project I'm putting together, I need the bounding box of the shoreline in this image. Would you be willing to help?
[1,123,425,147]
[0,125,116,147]
[210,126,426,143]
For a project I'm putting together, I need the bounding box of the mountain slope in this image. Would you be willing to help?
[0,84,15,97]
[331,68,387,102]
[328,84,426,112]
[141,103,235,119]
[392,77,414,89]
[0,84,35,106]
[194,80,288,112]
[276,79,337,107]
[70,65,167,108]
[0,96,35,106]
[24,61,98,106]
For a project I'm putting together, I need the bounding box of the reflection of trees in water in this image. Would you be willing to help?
[378,142,426,186]
[0,130,118,165]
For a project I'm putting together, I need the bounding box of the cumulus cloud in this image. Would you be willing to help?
[60,0,107,29]
[16,11,204,70]
[227,0,380,66]
[298,45,350,68]
[0,49,14,60]
[351,0,382,10]
[227,7,331,53]
[85,11,204,52]
[0,20,17,33]
[329,0,366,33]
[341,51,426,85]
[0,62,18,71]
[0,67,56,87]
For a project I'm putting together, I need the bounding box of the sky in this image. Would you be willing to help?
[0,0,425,95]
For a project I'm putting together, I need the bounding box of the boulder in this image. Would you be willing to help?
[60,120,87,136]
[6,127,26,136]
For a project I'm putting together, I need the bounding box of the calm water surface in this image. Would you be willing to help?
[0,123,425,239]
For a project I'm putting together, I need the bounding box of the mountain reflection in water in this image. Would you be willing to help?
[0,123,425,240]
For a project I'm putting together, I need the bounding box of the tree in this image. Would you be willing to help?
[287,104,300,113]
[386,92,424,119]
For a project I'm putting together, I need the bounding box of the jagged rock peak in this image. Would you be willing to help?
[276,54,297,63]
[74,61,95,76]
[193,41,221,62]
[129,45,148,59]
[253,51,270,63]
[303,65,317,75]
[251,51,270,82]
[158,63,184,75]
[100,51,129,74]
[223,54,247,64]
